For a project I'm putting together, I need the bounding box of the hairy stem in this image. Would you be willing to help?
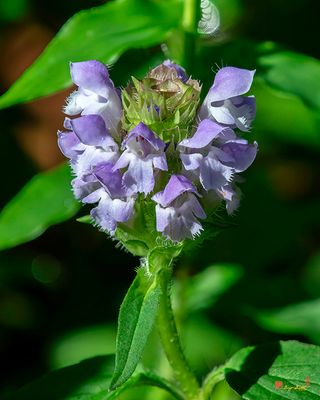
[156,267,200,399]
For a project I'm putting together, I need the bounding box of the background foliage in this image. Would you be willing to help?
[0,0,320,398]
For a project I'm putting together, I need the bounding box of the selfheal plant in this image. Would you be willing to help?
[57,58,258,398]
[59,60,257,249]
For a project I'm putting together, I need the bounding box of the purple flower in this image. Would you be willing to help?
[58,59,258,242]
[113,122,168,195]
[152,175,206,242]
[57,114,119,199]
[178,119,257,212]
[81,163,135,234]
[64,60,122,135]
[199,67,256,131]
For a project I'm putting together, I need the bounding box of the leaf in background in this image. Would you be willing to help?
[248,299,320,342]
[0,0,29,21]
[110,269,162,389]
[4,356,114,400]
[0,0,182,109]
[50,324,117,369]
[259,50,320,111]
[225,340,320,399]
[0,163,79,251]
[181,315,243,373]
[182,263,243,313]
[253,78,320,149]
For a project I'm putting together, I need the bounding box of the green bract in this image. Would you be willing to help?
[121,64,201,142]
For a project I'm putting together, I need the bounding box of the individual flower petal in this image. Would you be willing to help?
[154,174,198,207]
[199,155,233,191]
[180,153,203,171]
[70,60,113,98]
[220,141,258,172]
[57,130,84,159]
[152,175,206,242]
[199,67,256,131]
[179,119,228,149]
[123,158,155,195]
[207,67,255,102]
[70,115,117,148]
[73,146,118,181]
[122,122,166,153]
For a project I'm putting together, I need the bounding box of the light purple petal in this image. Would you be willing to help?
[82,187,105,204]
[122,122,165,152]
[70,115,116,147]
[70,60,113,98]
[155,204,173,233]
[232,96,256,131]
[109,197,135,222]
[153,175,197,207]
[207,102,237,126]
[57,130,84,159]
[113,151,133,170]
[179,119,227,149]
[91,198,117,234]
[124,158,155,195]
[180,153,203,170]
[93,163,124,197]
[207,67,255,102]
[200,157,233,191]
[73,146,118,180]
[81,90,122,135]
[221,141,258,172]
[71,178,101,201]
[152,154,168,171]
[188,196,206,219]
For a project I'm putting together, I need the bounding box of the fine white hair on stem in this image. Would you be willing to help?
[198,0,220,37]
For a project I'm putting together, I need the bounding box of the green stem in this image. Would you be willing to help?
[201,366,225,400]
[180,0,201,70]
[156,267,200,400]
[182,0,200,33]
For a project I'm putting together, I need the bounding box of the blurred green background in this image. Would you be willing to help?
[0,0,320,398]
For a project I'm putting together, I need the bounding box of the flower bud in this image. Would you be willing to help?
[121,62,201,142]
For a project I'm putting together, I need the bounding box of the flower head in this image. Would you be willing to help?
[58,60,258,244]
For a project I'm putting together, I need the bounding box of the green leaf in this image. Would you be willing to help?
[253,78,320,149]
[225,340,320,399]
[4,355,182,400]
[110,269,162,389]
[0,0,182,109]
[0,163,80,251]
[259,50,320,111]
[249,299,320,340]
[76,215,92,225]
[4,355,114,400]
[183,263,243,313]
[109,372,184,400]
